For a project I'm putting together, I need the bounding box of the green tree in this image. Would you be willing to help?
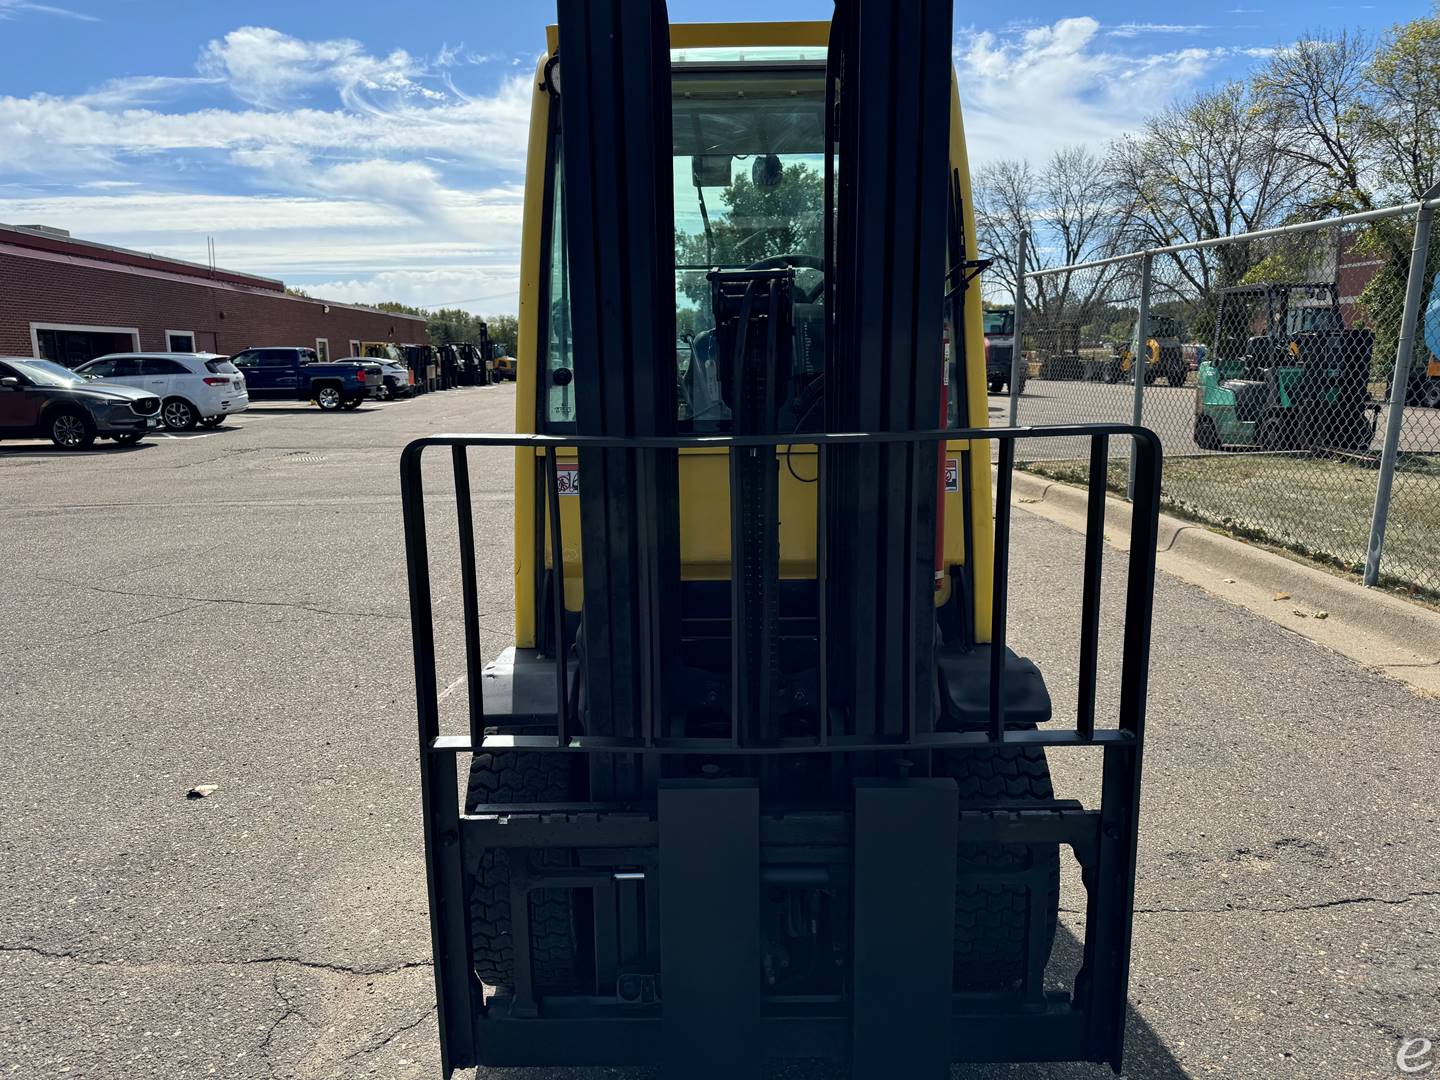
[486,314,519,356]
[674,163,825,306]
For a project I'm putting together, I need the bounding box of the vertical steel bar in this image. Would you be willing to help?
[1076,434,1108,740]
[816,441,829,746]
[1365,182,1440,585]
[544,451,570,747]
[727,446,743,747]
[1008,228,1027,427]
[1127,253,1153,501]
[451,445,486,752]
[988,438,1014,742]
[401,443,476,1071]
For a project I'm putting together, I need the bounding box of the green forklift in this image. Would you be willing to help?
[1193,282,1376,452]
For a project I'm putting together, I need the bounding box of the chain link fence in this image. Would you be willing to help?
[1006,199,1440,598]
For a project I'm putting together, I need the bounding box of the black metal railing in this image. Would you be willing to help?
[402,424,1161,758]
[401,423,1162,1078]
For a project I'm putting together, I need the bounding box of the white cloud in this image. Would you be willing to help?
[0,0,96,21]
[197,26,443,110]
[955,17,1263,165]
[0,75,532,174]
[1108,23,1212,38]
[299,267,521,314]
[73,75,223,109]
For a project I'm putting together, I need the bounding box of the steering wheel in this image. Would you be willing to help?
[745,253,825,304]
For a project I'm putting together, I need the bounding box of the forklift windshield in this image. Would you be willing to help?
[543,59,828,428]
[673,61,827,424]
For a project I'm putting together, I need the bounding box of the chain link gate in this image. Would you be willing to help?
[1007,196,1440,598]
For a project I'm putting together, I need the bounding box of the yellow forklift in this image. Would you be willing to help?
[401,4,1161,1077]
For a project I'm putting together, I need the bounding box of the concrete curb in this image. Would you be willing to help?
[1009,468,1440,697]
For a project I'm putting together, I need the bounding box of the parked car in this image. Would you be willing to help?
[76,352,248,431]
[228,347,383,410]
[357,342,413,399]
[376,357,414,400]
[0,356,161,448]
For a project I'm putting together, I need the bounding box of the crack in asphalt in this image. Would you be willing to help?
[259,967,304,1059]
[1131,889,1440,916]
[39,577,410,623]
[341,1005,438,1062]
[0,942,432,978]
[47,603,202,645]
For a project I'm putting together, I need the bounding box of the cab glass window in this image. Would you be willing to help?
[673,64,826,428]
[261,351,294,368]
[141,358,186,375]
[231,351,258,369]
[545,132,575,426]
[540,62,827,430]
[982,310,1014,336]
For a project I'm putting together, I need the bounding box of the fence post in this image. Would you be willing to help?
[1008,228,1027,427]
[1127,252,1153,500]
[1364,185,1440,586]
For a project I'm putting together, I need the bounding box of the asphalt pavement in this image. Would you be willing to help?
[2,385,1436,1079]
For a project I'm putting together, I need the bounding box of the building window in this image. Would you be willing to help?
[166,330,196,352]
[31,323,140,368]
[315,338,330,363]
[348,339,360,357]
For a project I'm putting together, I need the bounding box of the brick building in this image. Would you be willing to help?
[0,223,428,366]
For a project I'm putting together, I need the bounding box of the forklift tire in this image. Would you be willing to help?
[1194,415,1221,451]
[1167,368,1186,388]
[935,744,1060,990]
[464,750,583,993]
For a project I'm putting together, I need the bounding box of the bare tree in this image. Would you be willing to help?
[1253,32,1376,215]
[975,146,1125,326]
[974,156,1035,300]
[1108,81,1316,312]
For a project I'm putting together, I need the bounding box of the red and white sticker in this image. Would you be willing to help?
[944,457,960,493]
[555,462,580,495]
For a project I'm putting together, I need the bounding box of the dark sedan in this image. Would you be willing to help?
[0,357,162,449]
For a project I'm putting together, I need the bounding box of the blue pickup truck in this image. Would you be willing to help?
[229,347,384,411]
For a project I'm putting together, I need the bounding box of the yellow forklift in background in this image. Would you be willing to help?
[400,5,1161,1077]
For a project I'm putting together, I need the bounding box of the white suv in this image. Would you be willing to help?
[77,353,249,430]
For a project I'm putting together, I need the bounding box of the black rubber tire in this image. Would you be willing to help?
[465,750,582,992]
[340,397,363,411]
[161,397,197,431]
[1167,368,1187,388]
[1194,414,1221,451]
[988,378,1004,394]
[113,433,144,445]
[934,745,1060,990]
[314,384,343,411]
[47,408,95,449]
[200,416,223,429]
[1257,412,1289,452]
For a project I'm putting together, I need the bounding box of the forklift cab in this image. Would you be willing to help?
[401,8,1160,1078]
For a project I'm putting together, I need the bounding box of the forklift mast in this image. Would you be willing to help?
[400,4,1162,1078]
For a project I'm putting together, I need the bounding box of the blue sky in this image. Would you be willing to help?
[0,0,1417,314]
